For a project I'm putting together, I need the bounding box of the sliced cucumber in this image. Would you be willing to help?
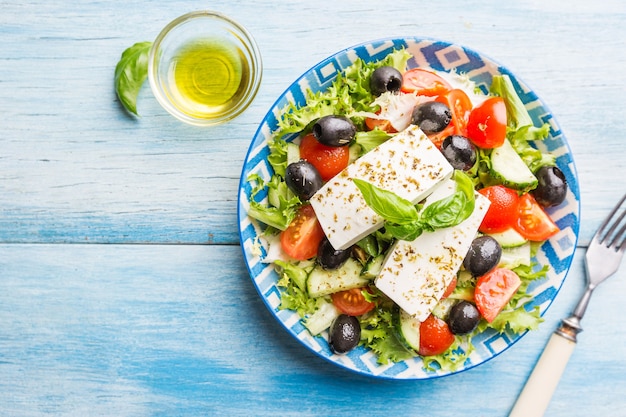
[392,305,420,352]
[456,270,474,286]
[303,299,341,336]
[286,141,300,165]
[490,139,538,192]
[307,258,372,298]
[449,271,475,302]
[488,228,528,248]
[361,254,385,279]
[499,242,532,269]
[431,298,458,321]
[448,286,474,302]
[348,142,361,164]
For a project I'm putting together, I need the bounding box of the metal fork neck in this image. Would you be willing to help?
[555,284,595,343]
[572,285,595,321]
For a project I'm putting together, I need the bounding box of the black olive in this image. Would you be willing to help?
[411,101,452,134]
[463,236,502,277]
[447,301,481,335]
[370,66,403,96]
[329,314,361,354]
[285,160,323,200]
[312,115,356,147]
[317,238,352,270]
[441,135,477,171]
[532,165,567,207]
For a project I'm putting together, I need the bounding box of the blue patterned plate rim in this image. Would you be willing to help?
[237,37,580,380]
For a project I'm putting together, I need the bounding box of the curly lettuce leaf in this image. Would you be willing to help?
[360,308,414,365]
[247,174,300,230]
[490,74,533,130]
[490,74,555,172]
[422,338,474,373]
[276,262,317,316]
[490,306,543,333]
[275,48,411,138]
[267,137,290,178]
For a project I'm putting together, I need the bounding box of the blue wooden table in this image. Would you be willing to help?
[1,1,625,416]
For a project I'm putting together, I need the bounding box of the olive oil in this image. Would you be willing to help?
[167,38,249,119]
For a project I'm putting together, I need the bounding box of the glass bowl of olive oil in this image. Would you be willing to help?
[148,11,262,126]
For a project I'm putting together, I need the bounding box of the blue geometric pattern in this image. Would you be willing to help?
[237,37,580,380]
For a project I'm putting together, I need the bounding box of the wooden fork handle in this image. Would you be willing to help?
[508,332,577,417]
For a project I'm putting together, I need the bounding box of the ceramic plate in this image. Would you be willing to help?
[237,37,580,379]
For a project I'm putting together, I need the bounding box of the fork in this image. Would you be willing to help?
[509,193,626,417]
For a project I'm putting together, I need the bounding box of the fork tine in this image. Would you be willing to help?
[606,207,626,246]
[617,222,626,252]
[595,193,626,245]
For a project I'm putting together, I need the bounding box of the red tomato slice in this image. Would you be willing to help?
[426,124,455,149]
[418,314,455,356]
[515,193,560,241]
[299,133,350,181]
[466,97,507,148]
[401,68,452,96]
[441,277,457,299]
[331,287,376,316]
[474,268,521,323]
[436,89,473,136]
[280,204,325,261]
[364,116,397,133]
[478,185,521,233]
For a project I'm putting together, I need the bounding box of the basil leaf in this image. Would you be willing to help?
[353,178,419,224]
[422,171,475,229]
[114,41,152,116]
[356,234,380,257]
[385,222,424,241]
[421,191,468,229]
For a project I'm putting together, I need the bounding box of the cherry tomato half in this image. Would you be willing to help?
[515,193,560,241]
[425,124,455,149]
[331,287,376,316]
[441,277,457,299]
[478,185,521,233]
[401,68,452,96]
[299,133,350,181]
[364,116,397,133]
[436,89,473,136]
[466,97,507,149]
[418,314,455,356]
[280,204,325,261]
[474,268,521,323]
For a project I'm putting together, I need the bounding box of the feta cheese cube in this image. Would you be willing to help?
[309,125,453,250]
[374,179,490,321]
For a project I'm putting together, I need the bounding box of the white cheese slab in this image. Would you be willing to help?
[374,179,490,321]
[309,125,453,250]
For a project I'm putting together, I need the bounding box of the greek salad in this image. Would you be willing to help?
[247,48,567,371]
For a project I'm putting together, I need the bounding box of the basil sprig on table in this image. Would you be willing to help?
[353,170,475,241]
[114,41,152,116]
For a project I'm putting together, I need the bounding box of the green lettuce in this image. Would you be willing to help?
[354,129,392,154]
[276,261,317,316]
[247,174,301,230]
[275,48,411,138]
[490,74,555,172]
[360,307,414,365]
